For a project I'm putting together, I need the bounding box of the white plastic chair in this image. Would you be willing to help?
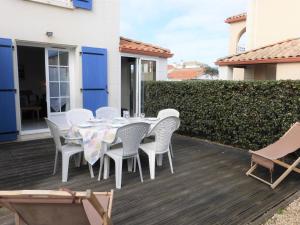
[66,108,94,126]
[96,107,119,120]
[157,109,180,157]
[45,118,93,182]
[157,108,180,119]
[139,116,180,180]
[100,122,150,189]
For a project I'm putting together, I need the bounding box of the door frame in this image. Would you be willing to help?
[121,53,158,116]
[14,41,75,135]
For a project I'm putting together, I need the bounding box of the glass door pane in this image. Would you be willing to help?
[140,60,156,114]
[47,49,70,114]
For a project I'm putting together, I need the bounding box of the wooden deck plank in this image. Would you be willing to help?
[0,135,299,225]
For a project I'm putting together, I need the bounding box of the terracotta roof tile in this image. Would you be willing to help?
[120,37,173,58]
[215,38,300,66]
[225,13,247,24]
[168,68,205,80]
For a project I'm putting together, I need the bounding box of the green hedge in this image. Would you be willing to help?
[144,80,300,150]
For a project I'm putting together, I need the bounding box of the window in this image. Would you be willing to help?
[48,49,70,113]
[25,0,73,9]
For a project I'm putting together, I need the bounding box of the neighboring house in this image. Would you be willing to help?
[0,0,172,142]
[216,0,300,80]
[168,68,205,81]
[168,61,218,80]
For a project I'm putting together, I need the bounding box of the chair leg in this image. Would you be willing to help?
[127,158,133,172]
[74,153,82,168]
[167,151,174,174]
[53,150,58,175]
[246,163,258,176]
[133,157,137,172]
[103,155,110,179]
[149,153,156,180]
[89,164,94,178]
[62,153,70,182]
[98,157,104,181]
[271,159,300,189]
[169,143,174,158]
[115,158,123,189]
[136,155,143,183]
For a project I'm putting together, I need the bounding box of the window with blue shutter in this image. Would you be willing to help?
[0,38,18,142]
[81,47,108,114]
[73,0,92,10]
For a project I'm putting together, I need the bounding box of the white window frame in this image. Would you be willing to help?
[45,48,71,116]
[24,0,74,9]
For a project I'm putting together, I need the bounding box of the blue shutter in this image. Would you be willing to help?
[73,0,92,10]
[81,47,108,114]
[0,38,17,142]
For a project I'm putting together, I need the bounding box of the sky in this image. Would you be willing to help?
[121,0,247,66]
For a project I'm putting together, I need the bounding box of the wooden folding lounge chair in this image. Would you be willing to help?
[0,189,113,225]
[246,122,300,189]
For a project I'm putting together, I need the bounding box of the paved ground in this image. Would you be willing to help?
[0,135,299,225]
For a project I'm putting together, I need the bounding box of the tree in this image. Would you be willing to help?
[204,66,219,79]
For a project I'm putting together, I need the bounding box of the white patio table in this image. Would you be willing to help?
[65,117,160,179]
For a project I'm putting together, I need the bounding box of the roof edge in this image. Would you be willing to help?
[120,47,173,58]
[216,57,300,66]
[215,37,300,66]
[120,36,173,58]
[225,13,247,24]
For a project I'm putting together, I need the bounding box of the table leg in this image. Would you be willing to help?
[127,158,133,172]
[37,109,40,120]
[156,154,163,166]
[103,143,110,179]
[103,156,110,179]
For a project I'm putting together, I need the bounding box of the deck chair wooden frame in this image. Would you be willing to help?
[0,189,114,225]
[246,122,300,189]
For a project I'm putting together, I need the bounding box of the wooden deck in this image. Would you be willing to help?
[0,135,299,225]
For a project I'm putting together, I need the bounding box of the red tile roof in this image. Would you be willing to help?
[168,68,205,80]
[168,65,175,70]
[120,37,173,58]
[216,38,300,66]
[225,13,247,24]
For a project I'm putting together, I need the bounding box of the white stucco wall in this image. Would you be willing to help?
[247,0,300,49]
[228,21,246,55]
[0,0,120,132]
[219,66,233,80]
[276,63,300,80]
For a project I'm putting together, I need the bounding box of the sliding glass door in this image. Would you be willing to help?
[140,60,156,114]
[121,57,157,117]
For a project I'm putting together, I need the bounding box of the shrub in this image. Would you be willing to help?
[144,80,300,150]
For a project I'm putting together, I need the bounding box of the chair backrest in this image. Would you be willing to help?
[45,118,62,151]
[66,109,94,126]
[96,107,119,120]
[0,190,114,225]
[115,122,150,157]
[150,116,180,154]
[157,109,180,119]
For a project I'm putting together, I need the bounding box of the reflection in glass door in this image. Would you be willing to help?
[46,49,70,115]
[140,60,156,114]
[121,57,137,116]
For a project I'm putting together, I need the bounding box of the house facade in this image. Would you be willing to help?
[0,0,172,142]
[216,0,300,80]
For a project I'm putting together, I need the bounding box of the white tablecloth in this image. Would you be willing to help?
[66,118,158,165]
